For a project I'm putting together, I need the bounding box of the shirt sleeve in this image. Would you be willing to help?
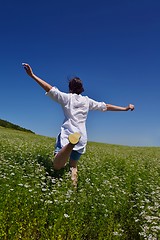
[87,97,107,111]
[45,87,69,106]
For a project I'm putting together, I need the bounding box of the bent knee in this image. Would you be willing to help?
[53,162,63,170]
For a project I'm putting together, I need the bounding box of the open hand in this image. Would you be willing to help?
[127,104,135,111]
[22,63,34,77]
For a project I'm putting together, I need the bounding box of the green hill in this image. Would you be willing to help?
[0,119,35,134]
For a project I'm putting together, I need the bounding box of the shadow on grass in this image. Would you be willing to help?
[36,154,69,180]
[37,155,79,191]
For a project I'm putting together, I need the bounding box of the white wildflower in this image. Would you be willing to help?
[45,200,53,204]
[18,183,23,186]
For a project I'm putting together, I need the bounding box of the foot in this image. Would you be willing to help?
[68,132,81,145]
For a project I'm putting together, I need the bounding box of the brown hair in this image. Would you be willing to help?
[68,77,84,94]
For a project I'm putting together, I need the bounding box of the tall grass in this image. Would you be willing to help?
[0,127,159,239]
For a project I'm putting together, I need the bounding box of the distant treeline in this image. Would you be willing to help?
[0,119,35,134]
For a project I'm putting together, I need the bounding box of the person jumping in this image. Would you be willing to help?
[23,63,134,187]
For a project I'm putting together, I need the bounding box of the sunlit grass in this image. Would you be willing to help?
[0,127,160,239]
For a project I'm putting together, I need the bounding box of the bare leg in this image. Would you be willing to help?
[69,159,78,188]
[53,143,74,170]
[53,132,81,170]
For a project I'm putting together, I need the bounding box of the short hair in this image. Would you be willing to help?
[68,77,84,94]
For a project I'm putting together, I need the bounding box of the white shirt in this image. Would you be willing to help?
[46,87,107,153]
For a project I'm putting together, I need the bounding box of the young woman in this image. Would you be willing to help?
[23,63,134,187]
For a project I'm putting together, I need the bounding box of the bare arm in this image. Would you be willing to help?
[22,63,52,92]
[105,103,135,111]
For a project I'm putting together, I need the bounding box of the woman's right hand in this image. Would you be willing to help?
[22,63,34,78]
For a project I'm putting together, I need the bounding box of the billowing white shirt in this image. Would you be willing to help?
[46,87,107,153]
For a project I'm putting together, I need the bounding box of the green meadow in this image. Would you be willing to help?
[0,127,159,240]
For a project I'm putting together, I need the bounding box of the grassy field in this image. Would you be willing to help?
[0,127,160,240]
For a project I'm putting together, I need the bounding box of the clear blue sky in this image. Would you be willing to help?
[0,0,160,146]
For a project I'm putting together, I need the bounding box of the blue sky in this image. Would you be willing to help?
[0,0,160,146]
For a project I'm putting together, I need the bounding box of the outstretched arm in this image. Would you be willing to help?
[105,103,134,111]
[22,63,52,92]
